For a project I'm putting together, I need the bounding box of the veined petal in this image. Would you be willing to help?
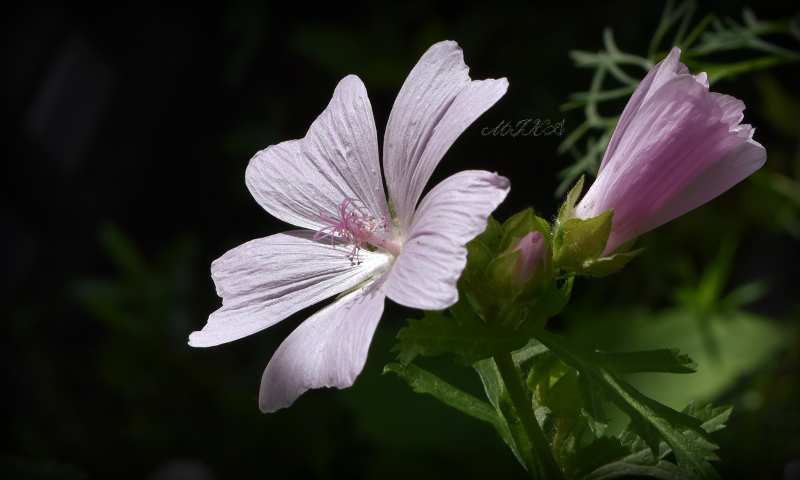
[638,139,766,234]
[384,171,510,310]
[382,41,471,230]
[188,231,391,347]
[600,47,687,175]
[395,78,508,236]
[246,75,389,231]
[578,74,752,254]
[259,275,388,413]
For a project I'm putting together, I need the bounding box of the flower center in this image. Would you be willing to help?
[313,197,402,264]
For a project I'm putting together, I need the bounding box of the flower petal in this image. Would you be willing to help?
[188,231,391,347]
[600,47,687,175]
[578,74,753,254]
[258,275,388,413]
[383,41,507,234]
[394,78,508,235]
[384,170,510,310]
[638,139,766,234]
[246,75,389,231]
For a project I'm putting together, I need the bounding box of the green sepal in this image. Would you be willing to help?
[582,247,644,277]
[503,210,553,301]
[462,210,557,324]
[501,209,553,252]
[472,215,503,255]
[553,210,613,272]
[553,191,643,276]
[486,249,523,300]
[557,175,585,226]
[393,311,529,366]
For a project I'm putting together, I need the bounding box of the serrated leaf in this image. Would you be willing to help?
[579,457,702,480]
[383,363,500,426]
[598,349,697,374]
[384,362,533,473]
[393,311,529,365]
[580,403,732,480]
[536,331,720,478]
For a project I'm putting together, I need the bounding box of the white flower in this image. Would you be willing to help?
[189,41,510,412]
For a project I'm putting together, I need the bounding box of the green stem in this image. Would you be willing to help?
[494,352,564,480]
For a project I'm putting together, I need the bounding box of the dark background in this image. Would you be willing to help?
[2,1,799,479]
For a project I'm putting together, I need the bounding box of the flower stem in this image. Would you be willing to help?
[494,352,564,480]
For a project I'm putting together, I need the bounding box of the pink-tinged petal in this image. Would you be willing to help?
[258,275,388,413]
[577,74,752,254]
[246,75,389,231]
[188,231,391,347]
[384,171,510,310]
[512,231,547,287]
[394,78,509,235]
[600,47,686,175]
[382,41,471,229]
[638,139,766,234]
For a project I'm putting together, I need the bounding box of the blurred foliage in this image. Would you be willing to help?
[557,0,800,197]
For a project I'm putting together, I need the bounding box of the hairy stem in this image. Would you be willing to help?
[494,352,564,480]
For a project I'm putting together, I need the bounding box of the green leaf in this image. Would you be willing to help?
[580,403,732,480]
[393,311,529,365]
[473,345,563,475]
[474,358,504,409]
[383,363,501,427]
[499,390,542,477]
[512,338,549,366]
[536,331,721,478]
[547,367,583,418]
[597,349,697,374]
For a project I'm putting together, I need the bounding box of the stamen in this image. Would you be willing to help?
[314,198,401,264]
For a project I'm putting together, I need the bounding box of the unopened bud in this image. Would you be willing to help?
[512,231,546,288]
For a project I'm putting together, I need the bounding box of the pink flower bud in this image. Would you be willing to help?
[512,231,546,287]
[573,47,766,256]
